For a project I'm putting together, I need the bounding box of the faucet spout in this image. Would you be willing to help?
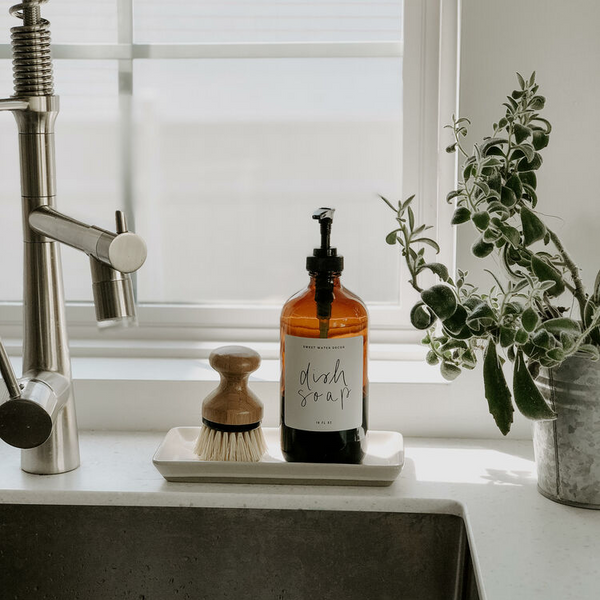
[29,206,147,273]
[28,206,147,327]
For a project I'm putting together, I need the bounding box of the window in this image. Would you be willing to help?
[0,0,459,357]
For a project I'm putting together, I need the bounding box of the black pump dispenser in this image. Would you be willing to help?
[306,208,343,336]
[306,208,344,274]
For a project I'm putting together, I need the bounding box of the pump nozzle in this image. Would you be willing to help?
[306,208,343,274]
[312,208,334,253]
[306,208,344,338]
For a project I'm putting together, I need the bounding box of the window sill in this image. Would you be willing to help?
[9,351,447,385]
[3,351,460,437]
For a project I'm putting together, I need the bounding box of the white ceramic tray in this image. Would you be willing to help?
[153,427,404,487]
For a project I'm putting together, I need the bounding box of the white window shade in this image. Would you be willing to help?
[0,0,117,45]
[134,0,403,44]
[133,57,402,305]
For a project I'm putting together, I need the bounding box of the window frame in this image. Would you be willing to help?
[0,0,460,358]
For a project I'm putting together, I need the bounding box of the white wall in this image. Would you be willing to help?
[441,0,600,439]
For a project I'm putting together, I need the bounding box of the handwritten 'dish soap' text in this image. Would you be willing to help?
[297,359,352,410]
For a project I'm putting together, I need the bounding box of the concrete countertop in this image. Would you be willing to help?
[0,431,599,600]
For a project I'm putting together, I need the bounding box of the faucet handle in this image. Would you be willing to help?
[0,337,53,449]
[0,336,21,400]
[115,210,128,234]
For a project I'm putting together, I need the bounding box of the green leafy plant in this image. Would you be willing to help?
[382,73,600,435]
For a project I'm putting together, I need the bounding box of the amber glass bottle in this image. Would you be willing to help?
[280,209,368,464]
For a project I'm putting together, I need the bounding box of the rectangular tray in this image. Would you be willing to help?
[153,427,403,486]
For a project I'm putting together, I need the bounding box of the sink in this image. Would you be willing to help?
[0,505,480,600]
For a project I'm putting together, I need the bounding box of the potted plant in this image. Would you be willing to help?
[382,73,600,508]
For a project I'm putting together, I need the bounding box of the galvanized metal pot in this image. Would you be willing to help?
[534,356,600,509]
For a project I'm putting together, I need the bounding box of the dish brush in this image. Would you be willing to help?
[194,345,267,462]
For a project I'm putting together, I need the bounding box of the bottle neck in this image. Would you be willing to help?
[308,271,341,288]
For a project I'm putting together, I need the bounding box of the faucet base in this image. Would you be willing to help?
[20,396,80,474]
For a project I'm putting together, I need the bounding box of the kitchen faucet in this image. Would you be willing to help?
[0,0,147,474]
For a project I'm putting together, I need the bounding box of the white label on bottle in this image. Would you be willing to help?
[284,334,363,432]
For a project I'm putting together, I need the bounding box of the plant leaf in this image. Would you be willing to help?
[513,350,556,420]
[505,300,525,315]
[487,201,510,218]
[466,301,496,328]
[483,228,502,243]
[583,298,600,345]
[426,350,439,365]
[407,206,415,230]
[473,180,491,196]
[412,237,441,253]
[421,285,457,321]
[518,152,543,172]
[530,95,546,110]
[513,143,535,162]
[530,116,551,134]
[385,229,401,245]
[505,174,523,199]
[500,186,517,208]
[560,332,576,352]
[410,302,436,330]
[498,223,521,247]
[451,207,471,225]
[442,304,468,335]
[446,189,462,203]
[472,211,490,230]
[483,340,514,435]
[471,238,495,258]
[402,195,416,210]
[530,255,565,297]
[521,307,539,332]
[480,137,508,156]
[522,183,538,208]
[547,348,565,362]
[578,344,600,360]
[520,206,546,246]
[440,361,461,381]
[500,326,516,348]
[513,123,532,144]
[520,171,537,190]
[532,131,549,150]
[541,318,581,336]
[515,328,529,344]
[531,329,553,349]
[379,195,397,212]
[421,262,450,281]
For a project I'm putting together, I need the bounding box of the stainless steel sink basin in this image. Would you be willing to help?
[0,505,480,599]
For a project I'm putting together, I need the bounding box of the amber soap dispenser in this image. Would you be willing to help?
[280,208,368,464]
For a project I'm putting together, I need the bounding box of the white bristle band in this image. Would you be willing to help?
[194,425,267,462]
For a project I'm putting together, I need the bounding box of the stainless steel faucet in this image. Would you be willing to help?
[0,0,147,474]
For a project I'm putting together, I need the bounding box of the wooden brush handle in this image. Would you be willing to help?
[202,346,264,426]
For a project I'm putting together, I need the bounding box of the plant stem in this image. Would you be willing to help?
[401,227,423,293]
[547,228,587,317]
